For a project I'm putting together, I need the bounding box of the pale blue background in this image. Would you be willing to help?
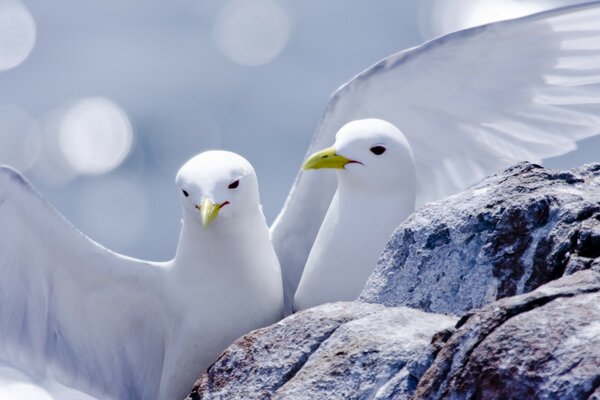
[1,0,597,260]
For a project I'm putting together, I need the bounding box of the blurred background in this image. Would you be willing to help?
[0,0,597,260]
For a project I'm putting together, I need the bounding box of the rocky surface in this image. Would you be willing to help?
[415,269,600,400]
[187,163,600,400]
[360,162,600,315]
[186,303,456,400]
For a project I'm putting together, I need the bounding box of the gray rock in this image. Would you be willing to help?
[186,162,600,400]
[360,162,600,315]
[186,302,456,400]
[415,269,600,400]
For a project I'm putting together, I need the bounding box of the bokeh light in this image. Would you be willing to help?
[213,0,290,66]
[0,0,36,71]
[58,97,133,175]
[30,109,78,186]
[0,106,40,171]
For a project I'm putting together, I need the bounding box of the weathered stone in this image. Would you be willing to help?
[186,303,455,400]
[414,269,600,400]
[186,162,600,400]
[360,162,600,315]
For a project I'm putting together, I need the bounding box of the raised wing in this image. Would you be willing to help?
[0,166,168,399]
[271,1,600,312]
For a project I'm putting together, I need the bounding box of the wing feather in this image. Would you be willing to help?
[271,1,600,312]
[0,166,168,399]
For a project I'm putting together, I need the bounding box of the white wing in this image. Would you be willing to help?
[0,358,96,400]
[0,166,169,399]
[271,1,600,311]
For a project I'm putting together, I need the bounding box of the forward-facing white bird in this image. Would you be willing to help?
[0,150,283,400]
[270,2,600,312]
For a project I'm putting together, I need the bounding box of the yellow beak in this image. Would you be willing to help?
[302,147,353,170]
[200,198,222,228]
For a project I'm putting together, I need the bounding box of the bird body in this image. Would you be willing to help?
[293,189,411,310]
[294,120,415,310]
[161,191,282,399]
[0,151,283,400]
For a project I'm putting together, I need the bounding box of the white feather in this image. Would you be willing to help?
[0,166,166,399]
[0,358,95,400]
[0,150,283,399]
[271,2,600,312]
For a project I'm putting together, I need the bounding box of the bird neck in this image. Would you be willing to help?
[335,182,415,223]
[172,206,270,276]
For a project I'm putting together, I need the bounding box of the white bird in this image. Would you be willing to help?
[294,119,415,310]
[270,2,600,312]
[0,150,283,400]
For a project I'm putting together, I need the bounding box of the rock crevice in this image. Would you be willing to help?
[416,270,600,399]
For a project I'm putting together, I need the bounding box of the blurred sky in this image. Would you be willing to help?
[0,0,598,261]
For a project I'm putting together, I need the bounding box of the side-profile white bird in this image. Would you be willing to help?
[294,119,415,310]
[270,2,600,312]
[0,150,283,400]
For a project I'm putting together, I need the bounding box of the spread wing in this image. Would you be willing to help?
[0,358,96,400]
[271,1,600,312]
[0,166,169,399]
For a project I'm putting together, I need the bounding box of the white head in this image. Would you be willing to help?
[303,119,416,193]
[176,151,261,229]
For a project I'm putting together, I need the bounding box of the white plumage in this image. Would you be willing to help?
[3,1,600,396]
[0,151,283,399]
[293,119,417,311]
[271,2,600,313]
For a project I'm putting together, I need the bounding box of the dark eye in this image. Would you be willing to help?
[370,146,386,155]
[182,189,189,197]
[228,180,240,189]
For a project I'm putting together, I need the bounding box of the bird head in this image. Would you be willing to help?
[176,151,260,229]
[302,119,416,192]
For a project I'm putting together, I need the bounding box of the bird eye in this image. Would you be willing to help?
[370,145,386,155]
[228,180,240,189]
[182,189,189,197]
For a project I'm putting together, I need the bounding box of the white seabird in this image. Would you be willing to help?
[270,2,600,312]
[294,119,415,310]
[0,150,283,400]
